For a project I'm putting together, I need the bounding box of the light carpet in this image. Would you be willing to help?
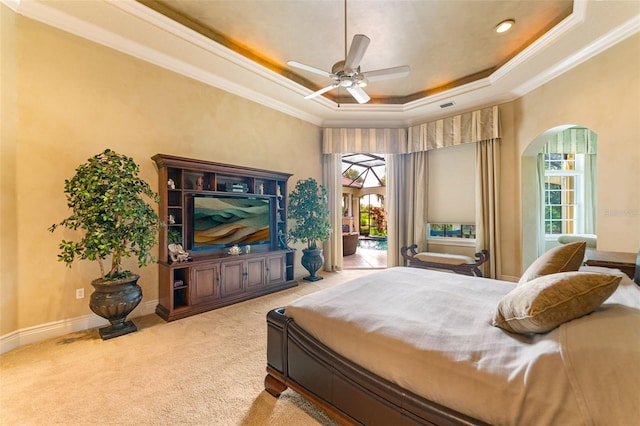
[0,269,377,425]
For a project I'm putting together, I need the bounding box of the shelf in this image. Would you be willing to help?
[173,287,189,309]
[153,153,297,322]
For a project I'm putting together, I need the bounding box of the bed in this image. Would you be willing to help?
[264,247,640,425]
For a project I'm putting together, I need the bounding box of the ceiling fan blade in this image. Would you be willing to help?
[362,65,411,82]
[347,85,370,104]
[287,61,332,78]
[344,34,370,71]
[304,83,339,99]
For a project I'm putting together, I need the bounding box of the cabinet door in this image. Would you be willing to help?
[246,257,266,290]
[266,254,286,286]
[191,264,220,305]
[220,260,245,298]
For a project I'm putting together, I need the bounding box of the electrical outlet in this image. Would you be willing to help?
[75,288,85,299]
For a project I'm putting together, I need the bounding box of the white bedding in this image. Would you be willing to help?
[285,266,640,425]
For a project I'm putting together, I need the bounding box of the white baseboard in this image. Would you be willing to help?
[499,274,519,282]
[0,299,158,355]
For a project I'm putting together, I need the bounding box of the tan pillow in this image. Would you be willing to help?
[492,272,621,334]
[519,241,586,285]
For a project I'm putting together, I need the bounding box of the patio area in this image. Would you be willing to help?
[342,240,387,269]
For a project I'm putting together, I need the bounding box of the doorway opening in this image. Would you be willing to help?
[341,153,387,269]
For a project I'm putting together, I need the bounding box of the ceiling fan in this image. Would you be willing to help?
[287,1,410,104]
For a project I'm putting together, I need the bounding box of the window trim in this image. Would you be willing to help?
[543,153,586,236]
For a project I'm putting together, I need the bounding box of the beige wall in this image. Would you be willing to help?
[415,34,639,280]
[508,33,640,271]
[2,11,321,335]
[1,5,19,335]
[2,6,639,338]
[495,101,520,278]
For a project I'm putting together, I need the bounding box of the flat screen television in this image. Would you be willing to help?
[189,193,274,251]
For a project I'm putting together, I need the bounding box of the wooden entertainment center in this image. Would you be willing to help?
[152,154,297,321]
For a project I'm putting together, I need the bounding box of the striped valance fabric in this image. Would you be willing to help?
[406,105,499,153]
[544,128,597,154]
[322,105,500,154]
[322,128,407,154]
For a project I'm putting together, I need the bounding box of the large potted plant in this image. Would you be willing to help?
[288,178,332,281]
[49,149,162,340]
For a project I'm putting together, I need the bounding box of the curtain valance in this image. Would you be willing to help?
[322,105,500,154]
[406,105,500,153]
[322,128,407,154]
[543,128,597,154]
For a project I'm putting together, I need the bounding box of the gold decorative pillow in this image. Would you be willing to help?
[518,241,586,285]
[492,272,621,334]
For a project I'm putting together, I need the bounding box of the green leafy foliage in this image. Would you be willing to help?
[287,178,332,249]
[167,228,183,245]
[49,149,162,279]
[343,168,364,184]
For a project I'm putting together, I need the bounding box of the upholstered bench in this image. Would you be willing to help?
[401,244,489,277]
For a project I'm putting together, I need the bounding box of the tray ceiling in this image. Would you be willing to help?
[147,0,573,104]
[7,0,640,126]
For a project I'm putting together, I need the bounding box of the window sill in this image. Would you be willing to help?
[426,237,477,247]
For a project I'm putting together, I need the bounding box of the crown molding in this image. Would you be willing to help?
[2,0,19,12]
[4,0,639,127]
[6,0,324,125]
[513,13,640,97]
[490,0,587,86]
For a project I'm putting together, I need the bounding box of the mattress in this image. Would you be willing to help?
[285,266,640,425]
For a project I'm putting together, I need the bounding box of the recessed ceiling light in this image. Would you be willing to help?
[495,19,515,33]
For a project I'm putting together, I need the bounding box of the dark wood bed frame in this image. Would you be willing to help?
[401,245,489,277]
[265,250,640,425]
[264,307,487,425]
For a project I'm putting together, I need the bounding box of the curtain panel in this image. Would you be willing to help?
[322,154,344,272]
[536,154,547,257]
[386,152,429,267]
[476,139,501,278]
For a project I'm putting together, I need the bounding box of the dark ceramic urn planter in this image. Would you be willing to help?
[90,274,142,340]
[301,247,324,281]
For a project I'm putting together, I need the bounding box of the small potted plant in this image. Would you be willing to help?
[287,178,332,281]
[49,149,162,339]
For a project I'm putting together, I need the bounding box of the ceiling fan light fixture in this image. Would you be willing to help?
[339,76,354,88]
[495,19,515,33]
[354,74,367,87]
